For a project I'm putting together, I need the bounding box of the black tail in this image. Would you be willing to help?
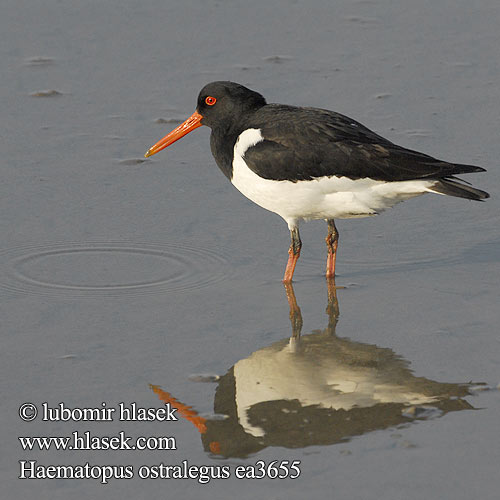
[430,178,490,201]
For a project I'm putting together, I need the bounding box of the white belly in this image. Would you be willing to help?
[231,129,435,228]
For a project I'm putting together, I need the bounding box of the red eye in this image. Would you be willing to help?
[205,96,217,106]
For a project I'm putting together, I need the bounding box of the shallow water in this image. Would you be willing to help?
[2,0,500,499]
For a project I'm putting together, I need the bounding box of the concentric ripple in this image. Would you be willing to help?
[0,241,229,297]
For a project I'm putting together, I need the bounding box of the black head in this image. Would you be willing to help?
[144,81,266,158]
[196,81,267,131]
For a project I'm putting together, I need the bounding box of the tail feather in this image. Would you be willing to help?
[429,178,490,201]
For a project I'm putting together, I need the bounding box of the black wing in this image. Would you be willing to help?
[243,104,485,182]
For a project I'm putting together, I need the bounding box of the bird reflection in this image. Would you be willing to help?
[151,279,476,458]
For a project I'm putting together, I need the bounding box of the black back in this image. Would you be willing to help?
[196,81,486,183]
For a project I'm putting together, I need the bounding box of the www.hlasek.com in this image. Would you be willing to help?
[18,401,301,484]
[19,431,176,451]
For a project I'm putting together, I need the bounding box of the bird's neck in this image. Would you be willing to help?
[209,121,247,180]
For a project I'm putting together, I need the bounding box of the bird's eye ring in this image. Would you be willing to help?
[205,96,217,106]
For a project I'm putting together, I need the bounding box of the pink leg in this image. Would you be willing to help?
[325,219,339,278]
[283,226,302,283]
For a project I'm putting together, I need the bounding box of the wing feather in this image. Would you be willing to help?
[242,105,484,182]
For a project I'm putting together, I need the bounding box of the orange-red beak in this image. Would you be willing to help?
[144,110,203,158]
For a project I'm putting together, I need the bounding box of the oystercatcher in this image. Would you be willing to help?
[145,81,489,282]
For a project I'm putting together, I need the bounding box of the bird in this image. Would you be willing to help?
[145,81,489,282]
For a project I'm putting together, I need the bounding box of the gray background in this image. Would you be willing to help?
[2,0,499,498]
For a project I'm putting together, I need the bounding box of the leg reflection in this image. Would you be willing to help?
[283,281,303,340]
[284,277,342,343]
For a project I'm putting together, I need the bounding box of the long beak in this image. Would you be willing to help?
[144,110,203,158]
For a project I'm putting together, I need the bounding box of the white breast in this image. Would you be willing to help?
[231,128,435,229]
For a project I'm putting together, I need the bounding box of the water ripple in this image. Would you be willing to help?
[0,241,229,297]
